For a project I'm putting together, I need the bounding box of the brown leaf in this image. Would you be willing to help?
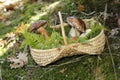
[77,4,85,12]
[60,68,67,74]
[74,1,85,12]
[5,4,17,11]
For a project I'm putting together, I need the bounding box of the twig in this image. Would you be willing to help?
[58,11,68,45]
[104,3,108,22]
[40,68,54,79]
[49,55,87,67]
[106,37,117,80]
[81,11,96,16]
[101,53,120,57]
[40,55,87,79]
[50,23,68,29]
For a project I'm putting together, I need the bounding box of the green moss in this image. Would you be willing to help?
[8,3,43,27]
[0,23,13,37]
[1,0,120,80]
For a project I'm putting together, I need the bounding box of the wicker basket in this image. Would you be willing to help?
[30,29,105,66]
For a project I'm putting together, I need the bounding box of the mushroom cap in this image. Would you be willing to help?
[29,20,47,32]
[67,16,86,32]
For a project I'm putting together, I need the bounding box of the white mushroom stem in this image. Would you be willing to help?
[58,11,68,45]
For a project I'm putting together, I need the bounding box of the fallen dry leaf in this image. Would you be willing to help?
[0,0,24,12]
[17,52,28,64]
[77,4,85,12]
[60,68,67,74]
[74,1,85,12]
[7,52,28,69]
[109,28,120,38]
[10,59,24,69]
[6,32,15,38]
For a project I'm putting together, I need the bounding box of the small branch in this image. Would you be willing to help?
[104,3,108,21]
[49,55,87,67]
[58,11,68,45]
[81,11,96,16]
[50,23,68,29]
[40,68,54,79]
[40,55,87,79]
[106,37,117,80]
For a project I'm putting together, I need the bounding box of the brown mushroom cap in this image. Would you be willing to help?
[29,20,47,32]
[67,16,86,32]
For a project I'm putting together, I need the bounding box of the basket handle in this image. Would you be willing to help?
[58,11,68,45]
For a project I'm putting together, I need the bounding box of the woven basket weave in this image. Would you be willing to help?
[30,29,105,66]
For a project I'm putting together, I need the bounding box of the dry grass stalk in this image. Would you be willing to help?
[58,11,67,45]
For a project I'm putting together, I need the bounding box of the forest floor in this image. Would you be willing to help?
[0,0,120,80]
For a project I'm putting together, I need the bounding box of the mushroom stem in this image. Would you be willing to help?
[37,27,50,39]
[58,11,68,45]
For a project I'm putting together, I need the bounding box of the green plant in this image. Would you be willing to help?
[21,30,64,49]
[21,30,44,49]
[87,23,104,39]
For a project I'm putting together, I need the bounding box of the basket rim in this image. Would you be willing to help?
[31,30,104,51]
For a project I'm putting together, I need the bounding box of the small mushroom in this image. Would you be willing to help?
[29,20,47,32]
[67,16,86,33]
[37,27,50,39]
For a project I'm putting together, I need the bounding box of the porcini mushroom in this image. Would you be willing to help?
[67,16,86,33]
[29,20,47,32]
